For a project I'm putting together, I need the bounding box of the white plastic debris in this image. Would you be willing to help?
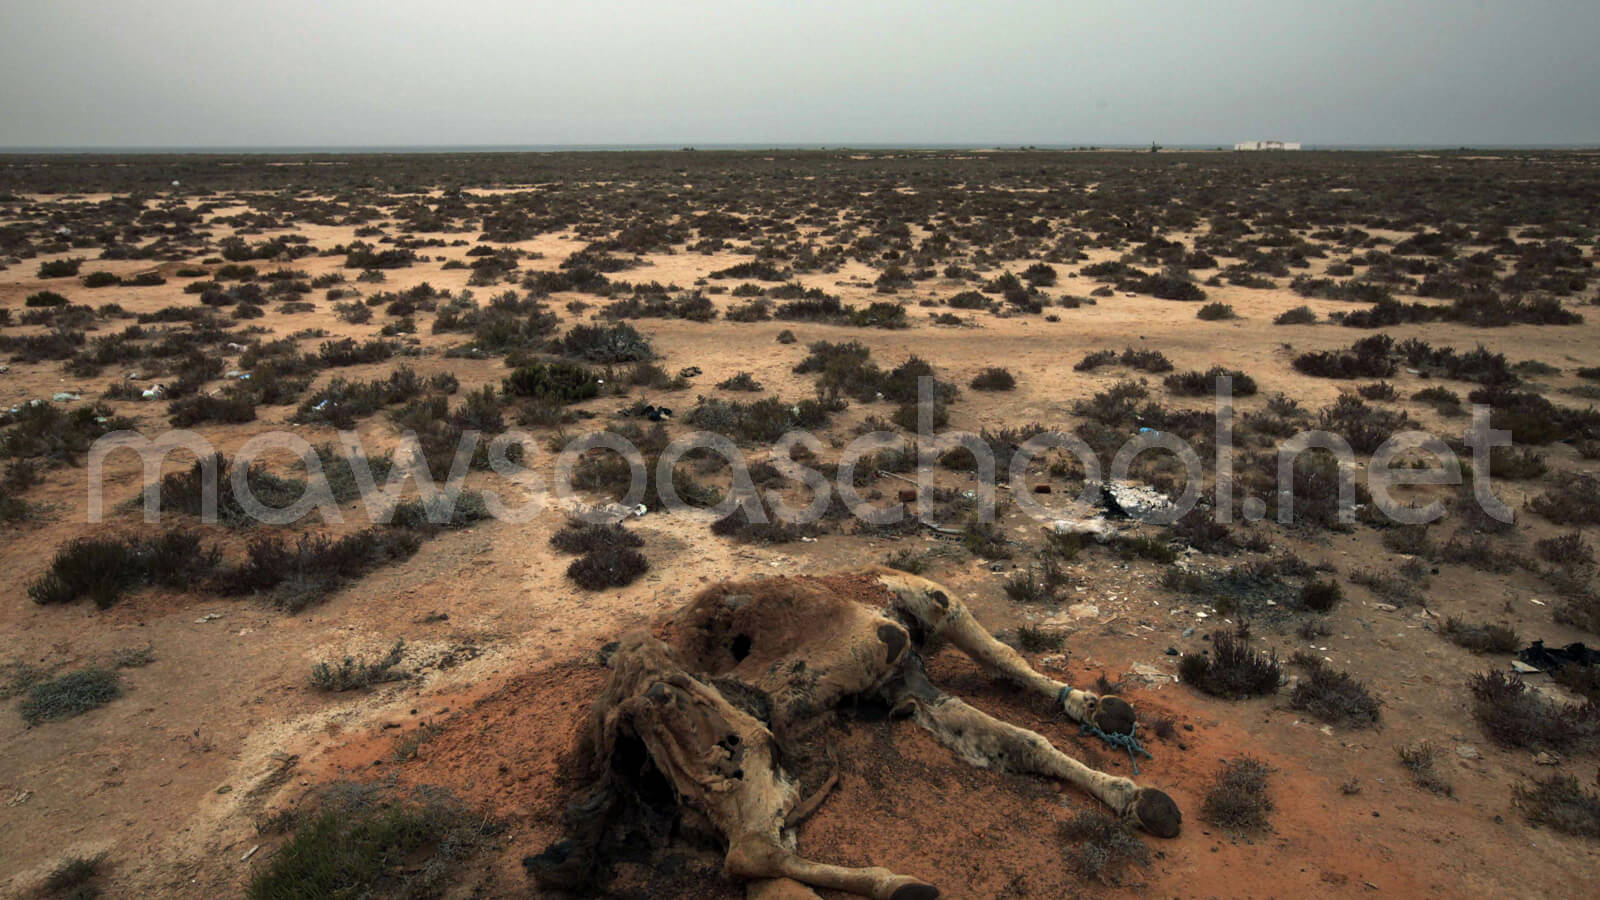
[52,392,80,402]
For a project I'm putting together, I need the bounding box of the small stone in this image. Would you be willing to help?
[1511,660,1541,674]
[1533,751,1560,766]
[1455,745,1480,760]
[1165,647,1179,656]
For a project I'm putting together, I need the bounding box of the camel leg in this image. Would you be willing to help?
[869,568,1136,735]
[747,878,825,900]
[889,657,1182,838]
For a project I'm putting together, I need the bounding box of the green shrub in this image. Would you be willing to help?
[20,668,121,725]
[37,258,84,278]
[502,361,601,404]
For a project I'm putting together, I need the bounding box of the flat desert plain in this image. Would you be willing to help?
[0,149,1598,898]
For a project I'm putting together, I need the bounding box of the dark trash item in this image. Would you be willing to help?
[1519,640,1600,671]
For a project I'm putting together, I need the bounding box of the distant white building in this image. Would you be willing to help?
[1235,140,1302,151]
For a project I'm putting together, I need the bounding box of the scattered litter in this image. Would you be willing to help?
[1511,660,1541,674]
[6,790,30,807]
[1533,751,1561,766]
[51,392,80,402]
[1519,640,1599,672]
[1455,745,1480,760]
[141,383,166,400]
[678,366,702,378]
[1098,480,1173,521]
[195,613,223,623]
[240,844,262,862]
[1050,516,1115,542]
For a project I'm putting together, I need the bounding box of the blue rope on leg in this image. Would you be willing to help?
[1058,683,1154,775]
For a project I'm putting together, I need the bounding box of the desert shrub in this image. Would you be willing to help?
[152,454,310,527]
[1196,302,1236,320]
[685,395,840,444]
[717,371,764,392]
[19,668,120,725]
[343,244,415,269]
[875,546,928,575]
[81,270,121,288]
[1531,474,1600,525]
[1536,533,1593,566]
[1440,532,1525,573]
[725,298,772,321]
[710,260,788,281]
[1397,741,1453,796]
[37,257,83,278]
[970,367,1016,391]
[1292,334,1397,379]
[1119,347,1174,373]
[1073,349,1118,372]
[960,520,1011,560]
[331,302,371,323]
[555,322,654,362]
[1514,775,1600,839]
[1300,578,1343,612]
[503,361,601,405]
[42,852,107,896]
[1357,381,1398,401]
[213,528,422,612]
[947,290,989,309]
[1441,618,1520,654]
[1274,305,1317,325]
[1060,809,1149,885]
[25,290,69,307]
[1110,535,1177,564]
[1349,566,1424,605]
[0,401,133,464]
[1178,624,1281,698]
[1487,445,1547,480]
[309,640,408,691]
[246,784,500,900]
[1016,625,1066,653]
[168,386,257,426]
[567,545,649,590]
[1315,394,1411,453]
[1164,367,1257,397]
[1469,670,1600,752]
[1201,756,1272,833]
[1289,653,1381,728]
[775,329,796,344]
[318,338,396,367]
[550,520,644,555]
[27,529,219,609]
[1380,524,1436,558]
[387,491,490,532]
[1022,262,1058,286]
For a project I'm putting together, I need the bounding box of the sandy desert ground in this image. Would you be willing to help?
[0,149,1598,898]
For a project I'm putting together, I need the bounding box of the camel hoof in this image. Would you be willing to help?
[1131,787,1182,838]
[1093,696,1137,736]
[889,884,940,900]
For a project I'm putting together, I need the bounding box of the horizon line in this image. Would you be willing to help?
[2,141,1599,156]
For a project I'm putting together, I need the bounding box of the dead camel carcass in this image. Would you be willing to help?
[527,566,1182,899]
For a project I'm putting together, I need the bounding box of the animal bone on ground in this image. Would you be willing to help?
[526,566,1182,899]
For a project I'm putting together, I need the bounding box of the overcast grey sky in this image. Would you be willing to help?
[1,0,1596,148]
